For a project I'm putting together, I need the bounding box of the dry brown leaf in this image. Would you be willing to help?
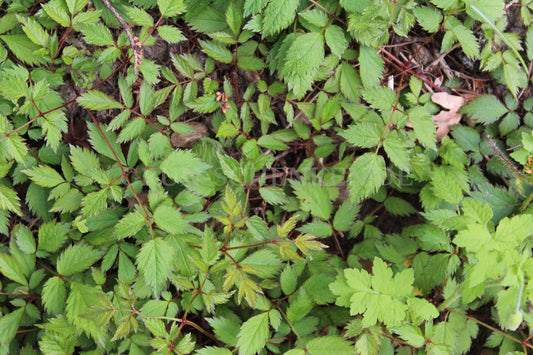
[430,92,466,141]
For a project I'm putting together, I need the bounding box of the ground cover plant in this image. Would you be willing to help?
[2,0,533,353]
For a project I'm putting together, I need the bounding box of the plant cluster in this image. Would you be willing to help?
[1,0,533,354]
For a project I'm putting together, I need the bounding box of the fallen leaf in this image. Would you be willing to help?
[430,92,466,141]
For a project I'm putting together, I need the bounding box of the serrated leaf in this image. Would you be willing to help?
[42,4,71,27]
[158,0,185,17]
[259,186,286,205]
[80,23,114,46]
[160,149,210,183]
[348,153,386,203]
[0,35,49,65]
[0,185,22,216]
[153,205,189,235]
[23,165,64,187]
[262,0,299,36]
[0,308,24,345]
[78,90,123,110]
[158,25,185,43]
[359,46,384,88]
[383,135,410,172]
[126,7,154,27]
[200,40,233,63]
[280,264,297,295]
[0,252,27,285]
[42,276,66,314]
[414,6,442,32]
[340,61,362,102]
[13,225,35,254]
[236,312,269,355]
[333,200,360,231]
[57,244,102,276]
[137,237,175,296]
[290,180,332,220]
[38,221,69,253]
[325,25,348,58]
[307,336,354,355]
[117,117,146,143]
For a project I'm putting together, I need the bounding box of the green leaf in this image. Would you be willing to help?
[0,35,49,65]
[137,237,175,296]
[383,135,410,172]
[87,123,126,165]
[280,264,297,295]
[38,221,69,253]
[78,90,123,110]
[226,1,242,36]
[139,81,155,116]
[126,7,154,27]
[0,308,24,345]
[262,0,299,36]
[340,61,362,102]
[187,94,220,113]
[348,153,387,203]
[158,0,185,17]
[333,200,360,231]
[236,312,269,355]
[245,216,268,241]
[307,336,354,355]
[160,149,210,183]
[13,224,36,254]
[414,6,442,33]
[281,32,324,80]
[359,46,384,88]
[153,205,189,235]
[57,244,102,276]
[158,25,186,43]
[237,56,266,71]
[0,185,22,216]
[0,252,27,285]
[340,123,382,148]
[17,15,49,47]
[23,165,64,187]
[290,180,333,220]
[325,25,348,58]
[259,186,286,205]
[42,276,66,314]
[80,23,114,46]
[42,4,71,27]
[393,324,426,347]
[117,117,146,143]
[200,40,233,64]
[244,0,269,16]
[257,135,289,150]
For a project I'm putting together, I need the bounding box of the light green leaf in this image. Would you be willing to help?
[42,276,66,314]
[57,244,102,276]
[0,308,24,345]
[236,312,269,355]
[158,0,186,17]
[259,186,286,205]
[158,25,186,43]
[280,264,297,295]
[38,221,69,253]
[325,25,348,58]
[0,252,27,285]
[137,237,175,296]
[414,6,442,33]
[153,205,189,235]
[307,336,354,355]
[348,153,387,203]
[80,23,114,46]
[340,61,362,102]
[200,40,233,63]
[383,135,410,172]
[78,90,123,110]
[126,7,154,27]
[359,46,384,88]
[262,0,299,36]
[0,185,22,216]
[23,165,64,187]
[13,224,35,254]
[160,149,210,183]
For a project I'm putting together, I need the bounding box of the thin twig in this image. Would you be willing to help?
[101,0,143,74]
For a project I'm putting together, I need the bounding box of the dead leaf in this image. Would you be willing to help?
[431,92,466,141]
[170,122,209,148]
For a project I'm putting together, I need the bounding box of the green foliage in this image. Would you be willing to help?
[0,0,532,353]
